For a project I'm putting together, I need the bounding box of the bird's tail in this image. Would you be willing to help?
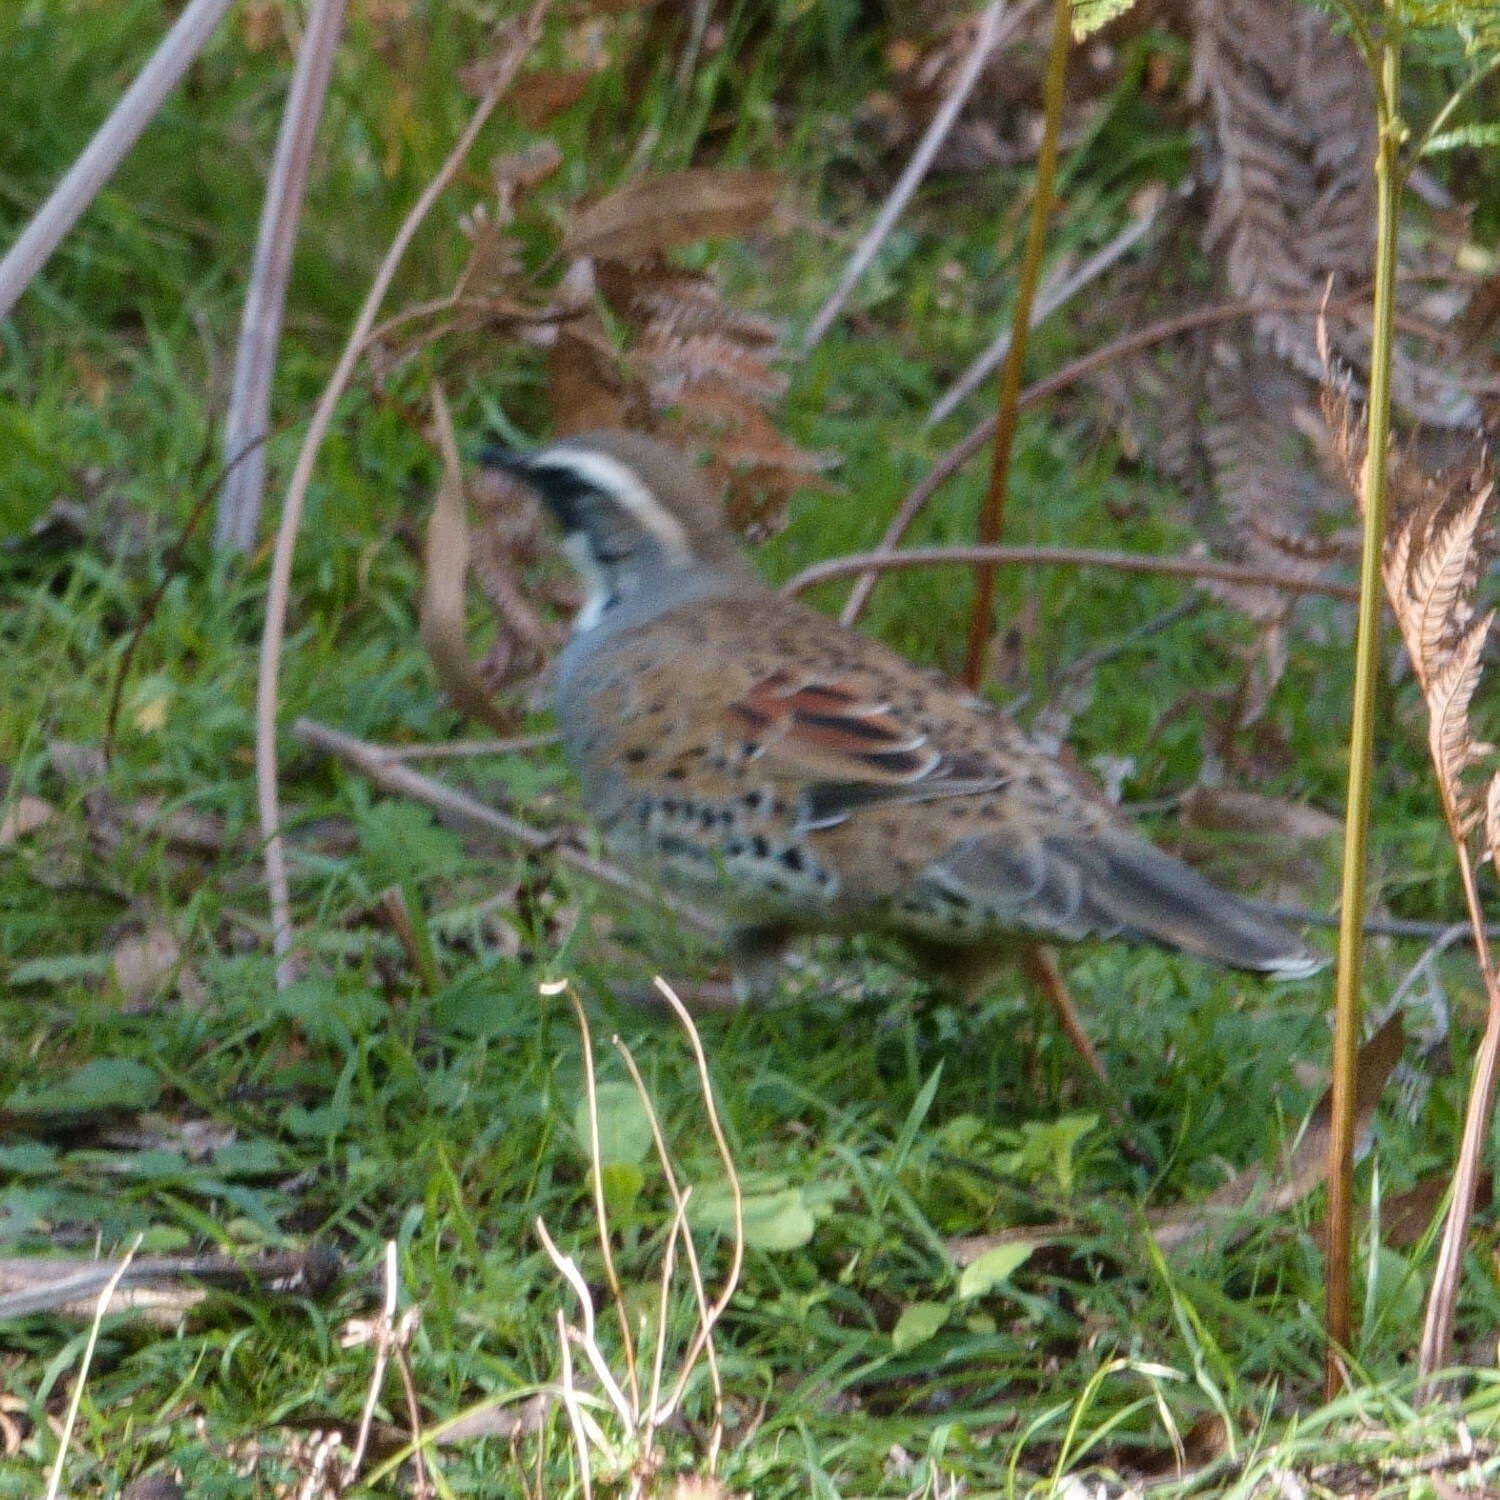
[1067,833,1326,980]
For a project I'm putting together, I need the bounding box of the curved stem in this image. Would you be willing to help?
[783,541,1357,602]
[1419,838,1500,1384]
[961,0,1071,687]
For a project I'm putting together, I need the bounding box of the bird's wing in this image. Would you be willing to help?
[724,669,1004,828]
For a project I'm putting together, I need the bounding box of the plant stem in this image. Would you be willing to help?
[960,0,1071,688]
[1324,29,1402,1401]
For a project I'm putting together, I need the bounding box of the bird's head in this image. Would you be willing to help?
[479,430,749,627]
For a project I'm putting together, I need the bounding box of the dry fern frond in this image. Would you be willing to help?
[548,175,827,537]
[1425,611,1494,826]
[1195,0,1375,371]
[1322,368,1498,828]
[1194,0,1484,430]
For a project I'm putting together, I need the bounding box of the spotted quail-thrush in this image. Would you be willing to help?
[480,430,1324,1002]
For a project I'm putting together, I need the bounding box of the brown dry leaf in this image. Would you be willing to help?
[492,138,564,201]
[120,1475,185,1500]
[421,387,514,734]
[563,169,783,260]
[549,321,636,433]
[0,795,56,848]
[511,68,596,128]
[436,1393,547,1446]
[1151,1012,1406,1256]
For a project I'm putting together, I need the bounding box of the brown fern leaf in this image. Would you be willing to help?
[1426,611,1495,825]
[1195,0,1375,373]
[583,228,819,535]
[1393,484,1494,695]
[635,333,789,405]
[596,263,778,348]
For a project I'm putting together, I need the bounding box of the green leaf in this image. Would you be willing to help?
[433,972,509,1036]
[957,1241,1035,1300]
[6,1058,159,1116]
[8,953,113,988]
[1071,0,1140,39]
[692,1177,829,1252]
[892,1300,951,1353]
[272,976,384,1050]
[573,1080,654,1166]
[0,1144,57,1174]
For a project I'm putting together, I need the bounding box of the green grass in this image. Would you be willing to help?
[2,1,1498,1495]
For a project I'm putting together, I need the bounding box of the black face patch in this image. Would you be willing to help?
[526,465,596,534]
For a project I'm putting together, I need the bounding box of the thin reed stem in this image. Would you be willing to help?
[961,0,1070,687]
[1324,27,1402,1400]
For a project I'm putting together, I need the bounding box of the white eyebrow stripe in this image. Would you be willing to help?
[533,448,691,559]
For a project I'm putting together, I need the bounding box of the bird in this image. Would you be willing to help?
[479,430,1324,1012]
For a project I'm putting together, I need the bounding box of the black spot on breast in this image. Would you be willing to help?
[781,847,805,873]
[624,747,648,764]
[752,835,770,858]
